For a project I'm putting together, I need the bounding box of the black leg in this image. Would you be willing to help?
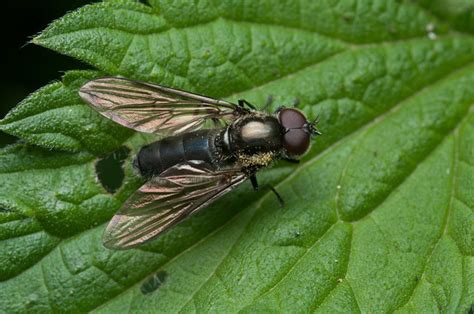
[238,99,256,110]
[267,184,285,207]
[250,174,259,191]
[282,158,300,164]
[262,95,274,112]
[250,175,284,207]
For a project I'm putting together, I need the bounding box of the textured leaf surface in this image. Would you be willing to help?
[0,71,133,154]
[0,0,473,313]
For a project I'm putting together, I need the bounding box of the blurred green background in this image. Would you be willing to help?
[1,1,95,147]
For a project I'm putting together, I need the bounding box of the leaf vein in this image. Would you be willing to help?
[309,226,353,311]
[395,115,464,310]
[92,206,256,311]
[251,223,339,304]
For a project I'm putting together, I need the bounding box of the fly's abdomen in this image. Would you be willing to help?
[135,129,218,177]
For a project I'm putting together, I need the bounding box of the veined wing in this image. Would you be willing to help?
[103,160,247,249]
[79,77,245,135]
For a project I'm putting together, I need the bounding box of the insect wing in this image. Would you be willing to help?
[79,77,243,135]
[103,161,247,249]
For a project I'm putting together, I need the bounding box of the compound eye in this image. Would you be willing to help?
[278,108,306,129]
[278,108,311,155]
[283,129,310,156]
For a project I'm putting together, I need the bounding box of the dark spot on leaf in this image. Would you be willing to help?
[140,271,168,295]
[95,146,130,193]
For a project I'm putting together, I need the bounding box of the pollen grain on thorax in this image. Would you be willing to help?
[238,152,275,167]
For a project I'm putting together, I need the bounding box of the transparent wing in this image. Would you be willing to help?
[79,77,244,135]
[103,161,247,249]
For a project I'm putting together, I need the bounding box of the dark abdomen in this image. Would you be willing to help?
[134,129,219,177]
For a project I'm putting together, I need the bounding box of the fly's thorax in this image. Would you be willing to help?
[228,114,283,155]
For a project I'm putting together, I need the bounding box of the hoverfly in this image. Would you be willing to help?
[79,77,320,249]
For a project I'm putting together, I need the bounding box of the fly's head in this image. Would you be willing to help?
[276,108,321,157]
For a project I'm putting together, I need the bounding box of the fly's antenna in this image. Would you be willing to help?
[305,115,322,136]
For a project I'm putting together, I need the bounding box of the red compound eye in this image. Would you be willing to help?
[278,108,306,129]
[278,108,311,156]
[283,129,310,155]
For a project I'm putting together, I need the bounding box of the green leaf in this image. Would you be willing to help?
[1,0,473,312]
[0,71,134,154]
[417,0,474,34]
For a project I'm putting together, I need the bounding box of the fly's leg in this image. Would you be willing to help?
[238,99,256,110]
[250,174,284,207]
[268,185,284,207]
[262,95,274,112]
[282,158,300,164]
[250,174,259,190]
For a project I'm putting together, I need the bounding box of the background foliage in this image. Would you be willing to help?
[0,0,473,312]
